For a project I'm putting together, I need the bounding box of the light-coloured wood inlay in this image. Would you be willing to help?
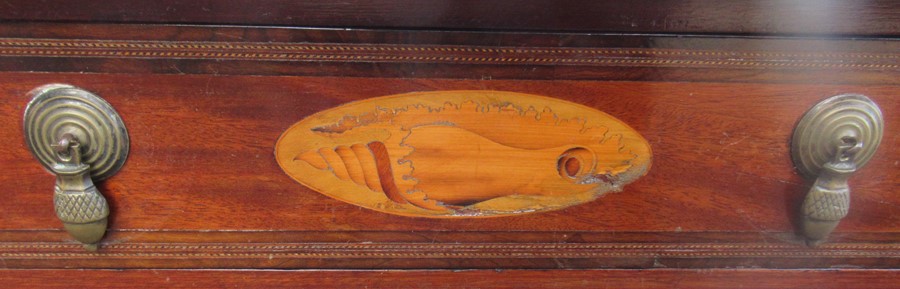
[276,91,651,217]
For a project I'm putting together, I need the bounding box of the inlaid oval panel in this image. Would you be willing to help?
[276,91,651,217]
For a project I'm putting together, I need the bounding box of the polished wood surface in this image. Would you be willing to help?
[2,269,900,289]
[0,72,897,268]
[0,23,897,84]
[0,15,897,280]
[1,0,899,36]
[1,73,897,231]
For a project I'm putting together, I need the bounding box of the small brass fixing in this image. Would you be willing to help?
[23,84,129,251]
[791,94,883,245]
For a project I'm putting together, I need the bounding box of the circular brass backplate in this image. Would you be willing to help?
[791,94,883,179]
[23,84,129,181]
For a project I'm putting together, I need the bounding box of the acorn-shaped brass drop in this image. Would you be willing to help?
[51,142,109,251]
[801,142,858,245]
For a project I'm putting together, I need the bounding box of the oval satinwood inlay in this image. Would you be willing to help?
[276,90,652,217]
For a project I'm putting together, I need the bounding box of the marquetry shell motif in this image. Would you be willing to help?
[276,91,651,217]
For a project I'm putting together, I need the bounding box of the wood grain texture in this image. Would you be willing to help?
[2,240,900,269]
[0,73,897,247]
[1,0,899,36]
[1,38,895,71]
[0,24,898,84]
[0,19,897,271]
[2,269,900,289]
[2,230,900,269]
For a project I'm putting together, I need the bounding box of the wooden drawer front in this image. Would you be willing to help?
[0,23,897,269]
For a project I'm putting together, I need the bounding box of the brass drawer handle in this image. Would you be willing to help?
[23,84,129,251]
[792,94,883,245]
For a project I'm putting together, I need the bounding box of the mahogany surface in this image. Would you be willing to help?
[0,73,896,230]
[0,2,898,286]
[2,269,900,289]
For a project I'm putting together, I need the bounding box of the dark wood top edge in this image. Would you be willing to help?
[3,20,899,39]
[3,23,899,48]
[1,0,899,37]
